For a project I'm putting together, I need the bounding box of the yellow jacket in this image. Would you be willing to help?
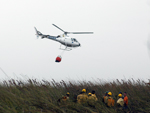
[77,93,88,104]
[87,95,96,106]
[91,94,98,101]
[87,95,95,101]
[117,98,124,107]
[106,96,115,107]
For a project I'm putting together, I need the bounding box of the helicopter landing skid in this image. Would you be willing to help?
[60,48,72,51]
[59,45,72,51]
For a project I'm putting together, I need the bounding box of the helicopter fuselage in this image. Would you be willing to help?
[44,34,80,47]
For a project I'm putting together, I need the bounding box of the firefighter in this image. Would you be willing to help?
[123,92,128,111]
[62,92,70,101]
[77,89,88,104]
[87,92,97,107]
[105,92,115,107]
[116,94,124,112]
[57,92,70,104]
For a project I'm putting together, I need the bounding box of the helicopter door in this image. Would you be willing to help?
[64,38,67,46]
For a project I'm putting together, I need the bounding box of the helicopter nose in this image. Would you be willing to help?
[79,43,81,46]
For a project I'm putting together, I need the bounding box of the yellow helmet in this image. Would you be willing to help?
[66,92,70,95]
[88,93,92,96]
[118,94,122,97]
[108,92,112,96]
[82,89,86,92]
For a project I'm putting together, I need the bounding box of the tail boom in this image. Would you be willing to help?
[34,27,57,41]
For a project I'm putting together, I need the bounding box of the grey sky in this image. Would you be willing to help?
[0,0,150,81]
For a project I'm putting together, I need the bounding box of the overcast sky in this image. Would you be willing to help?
[0,0,150,82]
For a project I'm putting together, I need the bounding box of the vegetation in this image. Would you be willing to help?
[0,78,150,113]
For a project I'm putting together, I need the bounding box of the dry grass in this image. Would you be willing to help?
[0,78,149,113]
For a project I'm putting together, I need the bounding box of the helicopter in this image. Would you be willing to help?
[34,24,93,51]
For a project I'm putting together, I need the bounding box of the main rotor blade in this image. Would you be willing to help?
[52,24,93,35]
[67,32,93,34]
[52,24,65,33]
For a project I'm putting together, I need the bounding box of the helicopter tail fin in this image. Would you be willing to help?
[34,27,43,38]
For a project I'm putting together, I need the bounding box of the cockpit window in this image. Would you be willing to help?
[72,38,78,42]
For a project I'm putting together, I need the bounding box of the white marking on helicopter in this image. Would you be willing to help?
[34,24,93,51]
